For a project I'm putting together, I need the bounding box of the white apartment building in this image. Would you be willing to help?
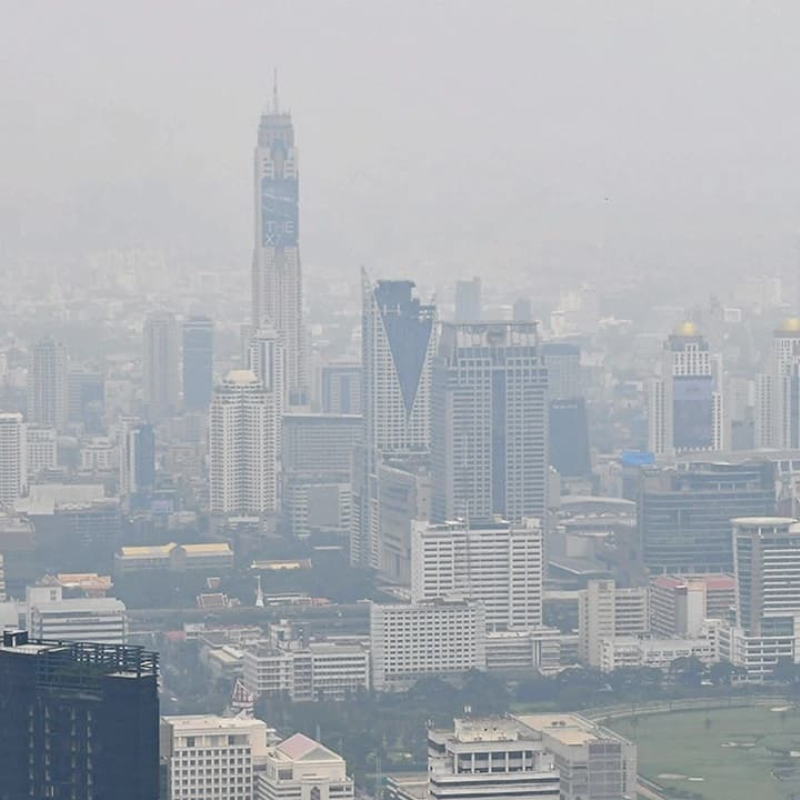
[210,370,277,517]
[578,580,649,668]
[411,517,543,631]
[80,437,116,472]
[27,584,127,644]
[25,425,57,478]
[370,598,487,690]
[243,640,369,702]
[0,412,25,506]
[485,627,562,673]
[256,733,354,800]
[428,718,559,800]
[756,320,800,448]
[161,714,270,800]
[516,713,637,800]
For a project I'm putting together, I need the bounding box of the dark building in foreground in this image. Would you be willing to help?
[0,631,159,800]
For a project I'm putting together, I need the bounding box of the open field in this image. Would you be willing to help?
[610,705,800,800]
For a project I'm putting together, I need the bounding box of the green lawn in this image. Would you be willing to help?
[610,705,800,800]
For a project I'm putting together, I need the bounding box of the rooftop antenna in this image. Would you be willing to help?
[272,67,280,113]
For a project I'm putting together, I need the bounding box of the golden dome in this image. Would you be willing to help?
[778,317,800,333]
[673,321,698,337]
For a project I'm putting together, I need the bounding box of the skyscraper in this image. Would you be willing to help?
[756,318,800,449]
[209,370,277,518]
[0,630,159,800]
[454,276,482,322]
[0,412,25,506]
[648,322,725,455]
[120,419,155,505]
[182,315,214,410]
[143,311,180,420]
[28,335,68,430]
[351,274,437,568]
[431,322,548,525]
[251,82,307,404]
[248,325,285,458]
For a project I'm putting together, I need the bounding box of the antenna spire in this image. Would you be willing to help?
[272,68,279,113]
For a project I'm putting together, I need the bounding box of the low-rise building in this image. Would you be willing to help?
[598,632,719,673]
[485,627,562,673]
[428,718,559,800]
[256,732,354,800]
[515,713,637,800]
[28,594,127,644]
[115,542,234,575]
[160,714,270,800]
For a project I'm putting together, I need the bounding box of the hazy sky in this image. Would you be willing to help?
[3,1,800,293]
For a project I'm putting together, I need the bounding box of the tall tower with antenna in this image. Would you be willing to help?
[251,71,307,405]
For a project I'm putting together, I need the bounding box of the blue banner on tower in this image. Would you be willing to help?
[261,177,298,247]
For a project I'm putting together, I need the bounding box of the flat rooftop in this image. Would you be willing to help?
[162,714,264,731]
[515,713,632,747]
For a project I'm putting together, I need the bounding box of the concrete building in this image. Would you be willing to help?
[115,542,234,575]
[143,311,180,420]
[370,598,487,690]
[119,419,155,504]
[650,574,736,637]
[411,517,543,630]
[161,714,270,800]
[756,319,800,448]
[68,367,104,431]
[79,436,116,472]
[516,713,636,800]
[428,717,559,800]
[25,425,57,477]
[638,461,774,574]
[28,336,69,430]
[351,275,437,568]
[26,585,127,644]
[431,322,548,526]
[251,89,307,405]
[182,315,215,410]
[320,362,361,415]
[210,370,277,518]
[454,276,482,323]
[256,733,354,800]
[248,326,285,451]
[599,633,719,673]
[282,414,360,538]
[0,412,25,506]
[485,628,562,673]
[648,323,725,455]
[578,580,649,668]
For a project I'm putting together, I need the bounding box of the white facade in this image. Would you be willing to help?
[599,633,718,673]
[210,370,277,516]
[370,598,487,690]
[27,586,127,644]
[256,733,354,800]
[485,627,562,673]
[578,580,649,668]
[755,321,800,448]
[0,412,25,506]
[161,714,270,800]
[411,518,543,630]
[80,437,116,472]
[248,326,286,455]
[648,324,725,456]
[516,714,637,800]
[25,425,56,478]
[722,624,799,682]
[428,718,559,800]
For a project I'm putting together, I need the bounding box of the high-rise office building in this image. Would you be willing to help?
[182,316,214,410]
[320,361,362,415]
[28,335,68,430]
[431,322,548,525]
[251,85,307,404]
[143,311,180,420]
[648,323,725,455]
[248,326,285,457]
[454,276,482,322]
[0,412,25,506]
[638,461,775,574]
[0,630,159,800]
[411,517,543,630]
[210,370,277,517]
[68,367,105,432]
[351,275,437,568]
[120,419,156,504]
[756,318,800,448]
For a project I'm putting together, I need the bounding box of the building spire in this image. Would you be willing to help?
[272,67,279,113]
